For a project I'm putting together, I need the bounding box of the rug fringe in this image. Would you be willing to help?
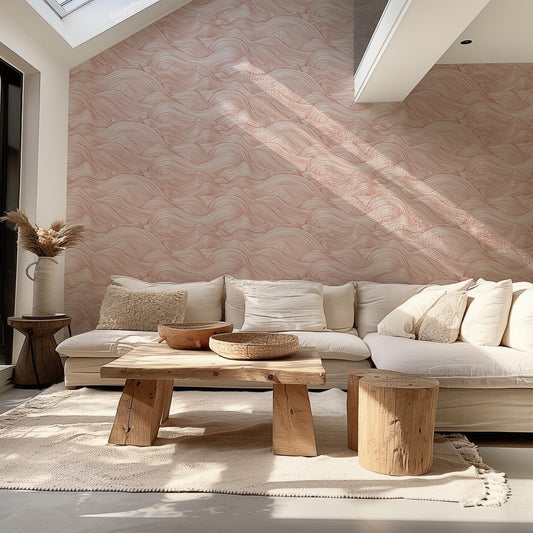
[445,433,510,507]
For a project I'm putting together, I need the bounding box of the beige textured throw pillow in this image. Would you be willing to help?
[377,288,446,339]
[110,275,223,322]
[459,279,513,346]
[96,286,187,331]
[240,280,327,332]
[418,291,468,343]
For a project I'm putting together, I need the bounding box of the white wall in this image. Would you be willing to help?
[0,8,69,361]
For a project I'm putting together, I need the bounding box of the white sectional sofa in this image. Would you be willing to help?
[56,275,533,432]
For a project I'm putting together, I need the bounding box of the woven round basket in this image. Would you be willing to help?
[158,322,233,349]
[209,332,299,360]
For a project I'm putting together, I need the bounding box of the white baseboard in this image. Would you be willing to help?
[0,365,14,394]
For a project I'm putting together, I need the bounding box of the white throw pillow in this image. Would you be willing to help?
[418,291,468,343]
[459,279,513,346]
[110,275,223,322]
[377,288,446,339]
[225,276,355,332]
[96,286,187,331]
[501,282,533,351]
[240,280,327,332]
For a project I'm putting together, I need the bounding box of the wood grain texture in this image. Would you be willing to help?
[108,379,169,446]
[358,373,439,476]
[8,317,71,387]
[66,0,533,333]
[347,369,409,451]
[272,384,317,457]
[101,345,326,385]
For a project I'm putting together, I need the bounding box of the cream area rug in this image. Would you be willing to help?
[0,384,508,506]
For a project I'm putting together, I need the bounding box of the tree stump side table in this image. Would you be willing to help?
[7,316,71,388]
[347,369,439,476]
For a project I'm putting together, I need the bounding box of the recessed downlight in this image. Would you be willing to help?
[460,39,473,45]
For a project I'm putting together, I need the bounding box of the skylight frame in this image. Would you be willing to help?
[44,0,95,18]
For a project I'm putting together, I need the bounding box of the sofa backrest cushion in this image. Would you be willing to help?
[225,276,355,332]
[240,280,327,332]
[110,275,224,322]
[459,279,513,346]
[355,282,427,338]
[356,280,474,339]
[501,282,533,352]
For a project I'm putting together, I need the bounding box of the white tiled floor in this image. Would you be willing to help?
[1,386,532,533]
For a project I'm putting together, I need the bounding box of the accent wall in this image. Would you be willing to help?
[66,0,533,333]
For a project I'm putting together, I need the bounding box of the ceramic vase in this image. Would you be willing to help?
[25,256,59,316]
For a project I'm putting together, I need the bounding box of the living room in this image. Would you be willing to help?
[0,0,532,531]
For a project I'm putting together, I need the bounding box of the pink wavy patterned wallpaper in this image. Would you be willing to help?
[66,0,533,333]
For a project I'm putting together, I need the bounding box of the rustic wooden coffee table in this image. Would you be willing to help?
[100,343,326,456]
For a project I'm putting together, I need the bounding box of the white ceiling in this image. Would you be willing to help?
[1,0,532,101]
[355,0,533,102]
[438,0,533,64]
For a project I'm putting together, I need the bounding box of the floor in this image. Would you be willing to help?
[0,386,532,533]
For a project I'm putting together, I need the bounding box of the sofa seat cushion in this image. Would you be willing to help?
[57,330,159,358]
[365,332,533,388]
[58,328,371,363]
[233,328,370,362]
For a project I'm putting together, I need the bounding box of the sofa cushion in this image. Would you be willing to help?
[418,291,468,343]
[377,288,446,339]
[365,332,533,388]
[459,279,513,346]
[287,330,370,361]
[356,280,473,338]
[110,275,224,322]
[232,328,369,362]
[502,282,533,352]
[56,330,159,358]
[322,283,356,333]
[96,286,187,331]
[225,276,355,332]
[240,280,327,332]
[356,281,428,338]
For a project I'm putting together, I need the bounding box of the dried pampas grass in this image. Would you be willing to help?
[1,209,85,257]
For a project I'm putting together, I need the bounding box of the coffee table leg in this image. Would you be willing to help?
[160,380,174,423]
[272,384,317,456]
[347,373,361,451]
[108,379,168,446]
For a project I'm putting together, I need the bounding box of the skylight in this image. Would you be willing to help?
[44,0,94,18]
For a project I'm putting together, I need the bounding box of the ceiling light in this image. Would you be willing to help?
[460,39,473,45]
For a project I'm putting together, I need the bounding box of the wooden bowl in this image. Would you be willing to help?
[158,322,233,350]
[209,332,299,360]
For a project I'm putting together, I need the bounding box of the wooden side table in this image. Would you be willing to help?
[347,369,439,476]
[7,316,71,388]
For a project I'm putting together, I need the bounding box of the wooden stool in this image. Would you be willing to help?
[347,369,439,476]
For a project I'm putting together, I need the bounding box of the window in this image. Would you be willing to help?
[44,0,95,18]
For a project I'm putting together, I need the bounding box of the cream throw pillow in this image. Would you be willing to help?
[418,291,468,343]
[377,288,446,339]
[459,279,513,346]
[501,282,533,351]
[96,286,187,331]
[240,280,327,332]
[110,275,223,322]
